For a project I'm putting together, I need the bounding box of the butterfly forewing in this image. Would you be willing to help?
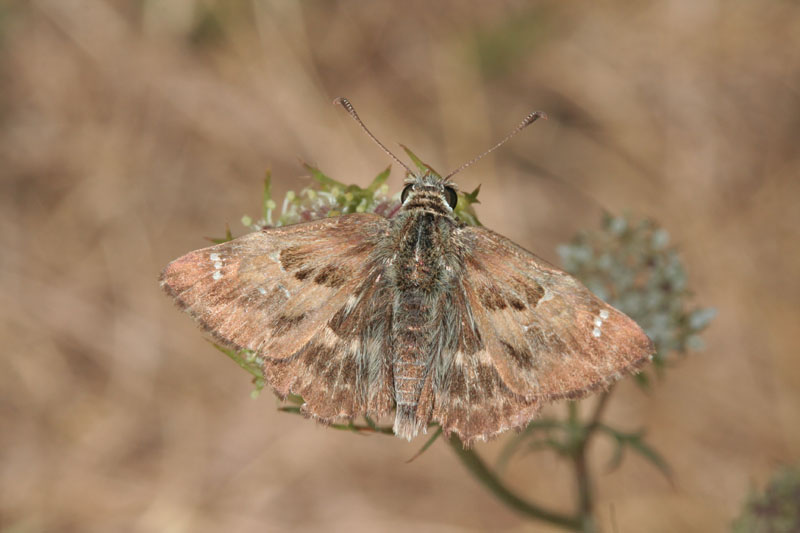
[160,213,394,420]
[457,226,654,400]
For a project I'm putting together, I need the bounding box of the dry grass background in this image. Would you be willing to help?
[1,1,799,532]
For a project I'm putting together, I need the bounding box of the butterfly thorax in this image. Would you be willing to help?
[387,174,463,439]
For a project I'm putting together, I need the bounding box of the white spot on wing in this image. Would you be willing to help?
[209,253,221,261]
[212,271,222,281]
[540,290,554,303]
[258,287,267,295]
[591,308,610,337]
[214,261,223,269]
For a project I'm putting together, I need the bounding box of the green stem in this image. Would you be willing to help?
[447,434,581,530]
[572,388,615,532]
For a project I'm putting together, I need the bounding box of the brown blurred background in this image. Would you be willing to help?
[1,1,798,532]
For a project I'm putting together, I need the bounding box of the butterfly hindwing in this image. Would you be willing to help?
[263,266,396,421]
[160,213,394,421]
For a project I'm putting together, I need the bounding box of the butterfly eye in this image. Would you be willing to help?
[401,184,413,204]
[444,186,458,209]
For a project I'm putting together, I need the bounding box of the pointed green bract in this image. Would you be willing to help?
[367,166,391,192]
[400,144,437,176]
[209,342,264,393]
[455,185,483,226]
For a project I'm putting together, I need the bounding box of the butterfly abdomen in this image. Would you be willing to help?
[391,291,435,440]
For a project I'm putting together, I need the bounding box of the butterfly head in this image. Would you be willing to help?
[400,170,458,213]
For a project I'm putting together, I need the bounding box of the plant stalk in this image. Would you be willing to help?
[447,434,582,530]
[572,389,615,532]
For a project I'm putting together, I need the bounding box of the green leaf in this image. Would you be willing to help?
[367,166,392,192]
[303,162,348,189]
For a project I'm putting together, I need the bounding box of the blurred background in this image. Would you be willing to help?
[1,1,798,531]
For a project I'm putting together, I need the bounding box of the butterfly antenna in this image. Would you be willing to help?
[334,97,414,175]
[443,110,547,181]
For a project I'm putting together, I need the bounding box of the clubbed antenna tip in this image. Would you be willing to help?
[334,97,413,175]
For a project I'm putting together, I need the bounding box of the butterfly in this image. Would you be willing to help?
[160,98,654,446]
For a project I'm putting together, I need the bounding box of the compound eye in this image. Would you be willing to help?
[444,186,458,209]
[401,184,413,204]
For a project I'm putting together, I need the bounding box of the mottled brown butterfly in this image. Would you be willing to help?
[160,98,653,446]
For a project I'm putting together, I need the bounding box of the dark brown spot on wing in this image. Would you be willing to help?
[294,267,314,281]
[501,340,535,371]
[480,286,507,311]
[524,281,545,306]
[271,313,307,337]
[280,246,307,271]
[314,265,348,288]
[302,343,337,375]
[508,296,526,311]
